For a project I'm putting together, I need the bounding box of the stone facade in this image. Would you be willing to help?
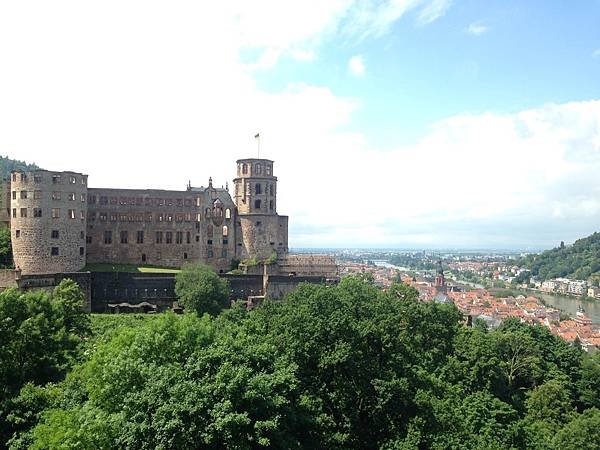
[10,170,87,273]
[9,158,289,274]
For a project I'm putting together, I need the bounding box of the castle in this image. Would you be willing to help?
[8,158,290,274]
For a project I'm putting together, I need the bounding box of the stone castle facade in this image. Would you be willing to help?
[8,158,288,274]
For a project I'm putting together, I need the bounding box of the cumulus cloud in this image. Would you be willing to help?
[348,55,366,77]
[467,22,488,35]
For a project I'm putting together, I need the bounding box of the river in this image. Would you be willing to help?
[538,293,600,325]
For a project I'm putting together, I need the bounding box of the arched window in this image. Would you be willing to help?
[242,163,248,174]
[222,225,228,237]
[255,163,262,174]
[205,208,211,218]
[255,183,262,194]
[225,208,231,219]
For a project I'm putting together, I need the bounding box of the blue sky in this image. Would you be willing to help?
[1,0,600,249]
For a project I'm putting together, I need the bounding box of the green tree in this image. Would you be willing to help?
[0,225,12,268]
[175,263,230,315]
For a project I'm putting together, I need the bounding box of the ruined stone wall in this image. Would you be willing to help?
[277,254,339,277]
[10,170,87,274]
[86,187,236,272]
[17,272,92,312]
[237,214,288,261]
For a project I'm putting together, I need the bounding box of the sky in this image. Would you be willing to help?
[1,0,600,250]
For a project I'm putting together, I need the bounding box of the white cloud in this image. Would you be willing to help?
[1,1,598,249]
[348,55,366,77]
[467,22,488,35]
[417,0,452,25]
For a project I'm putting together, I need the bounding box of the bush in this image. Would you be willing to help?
[175,264,230,315]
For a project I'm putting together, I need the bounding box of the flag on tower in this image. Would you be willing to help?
[254,133,260,139]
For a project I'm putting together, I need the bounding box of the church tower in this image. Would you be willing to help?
[233,159,288,261]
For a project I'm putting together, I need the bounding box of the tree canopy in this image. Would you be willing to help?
[174,263,230,315]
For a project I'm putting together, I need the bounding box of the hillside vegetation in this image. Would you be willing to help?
[0,155,40,179]
[1,276,599,449]
[519,232,600,282]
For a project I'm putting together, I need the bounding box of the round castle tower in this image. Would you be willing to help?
[233,159,288,260]
[10,170,88,274]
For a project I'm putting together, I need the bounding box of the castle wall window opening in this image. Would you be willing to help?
[51,247,59,256]
[52,208,60,218]
[104,230,112,244]
[20,190,27,199]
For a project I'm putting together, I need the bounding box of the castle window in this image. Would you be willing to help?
[184,213,191,222]
[51,230,59,239]
[166,213,173,222]
[33,208,42,218]
[119,197,126,205]
[146,213,153,222]
[15,230,20,238]
[81,194,86,202]
[158,213,164,222]
[11,209,16,218]
[80,247,84,256]
[12,191,16,200]
[254,200,261,209]
[183,252,188,260]
[104,230,112,244]
[68,209,75,219]
[255,183,262,194]
[225,208,231,219]
[266,165,272,175]
[110,213,117,222]
[255,163,262,174]
[223,238,228,245]
[20,173,27,182]
[186,231,191,244]
[86,236,92,244]
[176,231,183,244]
[157,198,164,206]
[52,174,61,184]
[34,174,42,183]
[52,192,61,200]
[242,163,248,174]
[52,208,60,218]
[207,250,213,258]
[207,239,213,245]
[156,231,163,244]
[141,253,146,262]
[20,191,27,199]
[256,221,262,226]
[270,184,274,195]
[166,232,173,244]
[68,193,75,201]
[81,176,87,185]
[69,176,76,184]
[196,235,200,242]
[120,230,128,244]
[34,190,42,199]
[222,225,228,237]
[80,211,85,220]
[99,196,108,205]
[99,212,107,221]
[20,208,27,218]
[51,247,59,256]
[222,249,227,258]
[137,230,144,244]
[196,213,202,222]
[12,174,16,182]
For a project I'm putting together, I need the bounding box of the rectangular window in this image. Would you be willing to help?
[51,247,59,256]
[69,176,76,184]
[86,236,92,244]
[166,213,173,222]
[12,209,16,218]
[158,213,164,222]
[176,231,183,244]
[20,173,27,182]
[186,231,191,244]
[12,173,16,182]
[99,212,107,221]
[52,174,61,184]
[51,230,59,239]
[20,208,27,218]
[15,230,20,238]
[110,213,117,222]
[166,232,173,244]
[80,247,84,256]
[68,192,75,201]
[33,208,42,218]
[104,230,112,244]
[156,232,163,244]
[52,192,61,200]
[12,191,16,200]
[80,211,85,220]
[68,209,76,219]
[34,190,42,199]
[223,238,228,245]
[207,239,213,245]
[137,230,144,244]
[22,189,30,198]
[52,208,60,218]
[120,230,128,244]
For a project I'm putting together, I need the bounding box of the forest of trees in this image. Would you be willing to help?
[1,272,599,449]
[519,232,600,283]
[0,155,40,180]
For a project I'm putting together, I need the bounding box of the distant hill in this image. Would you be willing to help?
[0,155,40,180]
[519,232,600,282]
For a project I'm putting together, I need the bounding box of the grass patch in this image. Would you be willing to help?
[83,263,180,273]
